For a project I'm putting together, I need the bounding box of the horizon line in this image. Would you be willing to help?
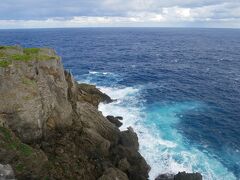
[0,26,240,30]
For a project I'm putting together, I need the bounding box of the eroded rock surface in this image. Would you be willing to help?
[155,172,202,180]
[0,46,150,180]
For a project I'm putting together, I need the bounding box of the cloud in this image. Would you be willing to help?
[0,0,239,28]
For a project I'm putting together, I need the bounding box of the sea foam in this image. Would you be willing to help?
[98,86,237,180]
[79,71,236,180]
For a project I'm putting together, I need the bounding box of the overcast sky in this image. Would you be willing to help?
[0,0,240,29]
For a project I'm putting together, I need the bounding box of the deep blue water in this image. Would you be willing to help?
[0,28,240,179]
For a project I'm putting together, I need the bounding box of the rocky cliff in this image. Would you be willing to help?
[0,46,149,179]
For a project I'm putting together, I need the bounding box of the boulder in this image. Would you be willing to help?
[174,172,202,180]
[155,172,202,180]
[118,158,130,172]
[106,115,123,127]
[155,173,174,180]
[120,127,139,151]
[77,83,113,107]
[116,116,123,120]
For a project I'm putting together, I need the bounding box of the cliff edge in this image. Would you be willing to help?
[0,46,150,179]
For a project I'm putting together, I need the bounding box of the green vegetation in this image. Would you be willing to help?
[0,46,60,68]
[15,163,25,172]
[21,77,36,86]
[23,48,40,54]
[19,143,33,156]
[0,126,32,156]
[11,54,31,62]
[0,126,12,141]
[0,60,11,67]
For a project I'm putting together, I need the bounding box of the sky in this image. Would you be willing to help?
[0,0,240,29]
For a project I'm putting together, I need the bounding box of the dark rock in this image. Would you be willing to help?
[77,83,113,107]
[118,158,130,172]
[98,168,128,180]
[111,127,150,180]
[155,173,174,180]
[106,115,123,127]
[106,115,114,120]
[120,127,139,151]
[156,172,202,180]
[115,116,123,120]
[174,172,202,180]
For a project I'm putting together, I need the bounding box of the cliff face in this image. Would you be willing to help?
[0,46,150,179]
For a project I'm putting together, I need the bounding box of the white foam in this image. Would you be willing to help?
[98,85,237,180]
[89,71,98,74]
[99,86,138,100]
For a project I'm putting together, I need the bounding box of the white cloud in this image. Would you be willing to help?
[0,0,240,28]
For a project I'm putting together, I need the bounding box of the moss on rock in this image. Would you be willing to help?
[0,126,48,178]
[0,45,60,68]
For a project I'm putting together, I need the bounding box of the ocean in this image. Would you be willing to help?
[0,28,239,180]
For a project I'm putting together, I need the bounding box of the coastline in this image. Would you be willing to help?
[0,46,150,179]
[0,45,203,180]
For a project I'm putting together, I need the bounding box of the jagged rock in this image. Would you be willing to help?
[78,83,113,107]
[118,158,130,172]
[98,168,128,180]
[155,173,174,180]
[110,127,150,180]
[174,172,202,180]
[0,46,150,180]
[116,116,123,120]
[106,115,123,127]
[120,127,139,151]
[0,46,72,143]
[0,164,15,180]
[155,172,202,180]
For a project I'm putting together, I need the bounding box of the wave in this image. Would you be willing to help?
[99,86,236,180]
[79,71,237,180]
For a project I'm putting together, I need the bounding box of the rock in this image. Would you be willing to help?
[77,83,113,107]
[0,126,48,179]
[120,127,139,151]
[118,158,130,172]
[0,46,150,180]
[98,168,128,180]
[76,102,119,143]
[0,46,73,143]
[174,172,202,180]
[110,127,150,180]
[0,164,15,180]
[155,173,174,180]
[106,115,123,127]
[115,116,123,120]
[155,172,202,180]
